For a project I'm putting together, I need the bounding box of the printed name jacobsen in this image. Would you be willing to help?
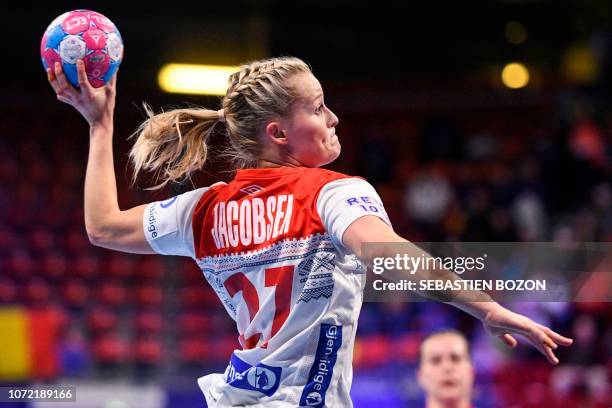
[373,279,546,291]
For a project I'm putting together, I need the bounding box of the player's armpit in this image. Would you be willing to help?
[342,215,404,260]
[86,203,155,254]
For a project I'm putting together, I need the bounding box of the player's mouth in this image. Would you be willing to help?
[441,379,459,387]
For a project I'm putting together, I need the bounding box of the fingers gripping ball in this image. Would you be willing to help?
[41,10,123,88]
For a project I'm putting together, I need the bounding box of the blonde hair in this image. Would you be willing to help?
[129,56,311,190]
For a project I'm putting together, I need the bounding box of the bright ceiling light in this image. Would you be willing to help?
[158,64,239,95]
[501,62,529,89]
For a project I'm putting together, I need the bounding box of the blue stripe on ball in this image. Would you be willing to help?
[46,25,66,50]
[103,61,120,82]
[62,63,79,88]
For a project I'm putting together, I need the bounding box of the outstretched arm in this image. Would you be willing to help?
[47,61,153,254]
[343,215,573,364]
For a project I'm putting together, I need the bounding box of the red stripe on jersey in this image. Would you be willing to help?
[223,272,259,320]
[192,167,355,258]
[264,265,294,338]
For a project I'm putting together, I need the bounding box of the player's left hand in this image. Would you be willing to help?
[46,59,117,128]
[481,304,573,364]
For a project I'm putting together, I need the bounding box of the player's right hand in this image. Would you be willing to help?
[482,304,573,364]
[47,60,117,128]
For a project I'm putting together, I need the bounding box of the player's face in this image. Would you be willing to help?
[283,73,340,167]
[417,333,475,405]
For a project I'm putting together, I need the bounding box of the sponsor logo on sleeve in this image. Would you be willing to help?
[225,353,282,397]
[345,196,382,213]
[299,324,342,407]
[146,203,159,239]
[146,200,179,240]
[160,196,177,208]
[345,196,391,224]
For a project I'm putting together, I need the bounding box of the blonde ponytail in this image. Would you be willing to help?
[129,104,220,190]
[129,56,312,190]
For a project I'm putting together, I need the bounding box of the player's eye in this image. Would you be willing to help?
[315,104,324,114]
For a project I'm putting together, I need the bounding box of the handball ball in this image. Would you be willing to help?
[40,10,123,88]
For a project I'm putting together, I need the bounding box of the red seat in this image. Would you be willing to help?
[68,206,85,226]
[25,278,51,305]
[0,278,17,304]
[63,227,89,254]
[70,253,101,281]
[106,255,135,280]
[39,204,69,231]
[62,279,89,309]
[134,258,165,282]
[135,311,163,333]
[5,205,29,229]
[178,337,210,364]
[88,307,118,332]
[97,281,127,308]
[181,287,217,309]
[211,335,239,361]
[134,336,163,365]
[92,334,129,364]
[178,313,211,335]
[7,250,33,280]
[390,333,421,362]
[40,252,68,282]
[135,285,163,308]
[180,260,205,285]
[0,228,18,252]
[353,335,391,368]
[28,227,55,254]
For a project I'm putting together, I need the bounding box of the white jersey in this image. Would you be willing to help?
[143,167,391,407]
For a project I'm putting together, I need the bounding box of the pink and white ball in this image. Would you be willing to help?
[41,10,124,88]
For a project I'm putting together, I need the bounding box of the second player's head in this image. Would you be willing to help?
[417,330,475,408]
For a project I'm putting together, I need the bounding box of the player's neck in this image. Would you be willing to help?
[426,397,471,408]
[257,149,306,169]
[258,157,307,168]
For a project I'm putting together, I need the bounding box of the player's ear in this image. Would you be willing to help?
[264,122,288,145]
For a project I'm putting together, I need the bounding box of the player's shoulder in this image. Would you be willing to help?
[297,167,353,178]
[188,181,229,209]
[295,167,362,185]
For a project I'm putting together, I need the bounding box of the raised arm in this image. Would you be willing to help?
[47,60,153,254]
[343,215,573,364]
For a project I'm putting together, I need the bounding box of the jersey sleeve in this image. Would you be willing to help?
[316,178,392,248]
[143,187,209,258]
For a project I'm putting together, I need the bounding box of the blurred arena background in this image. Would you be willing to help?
[1,1,611,407]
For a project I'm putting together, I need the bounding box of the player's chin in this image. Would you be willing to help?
[316,148,340,167]
[438,388,464,401]
[329,137,342,154]
[323,145,341,165]
[333,143,341,159]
